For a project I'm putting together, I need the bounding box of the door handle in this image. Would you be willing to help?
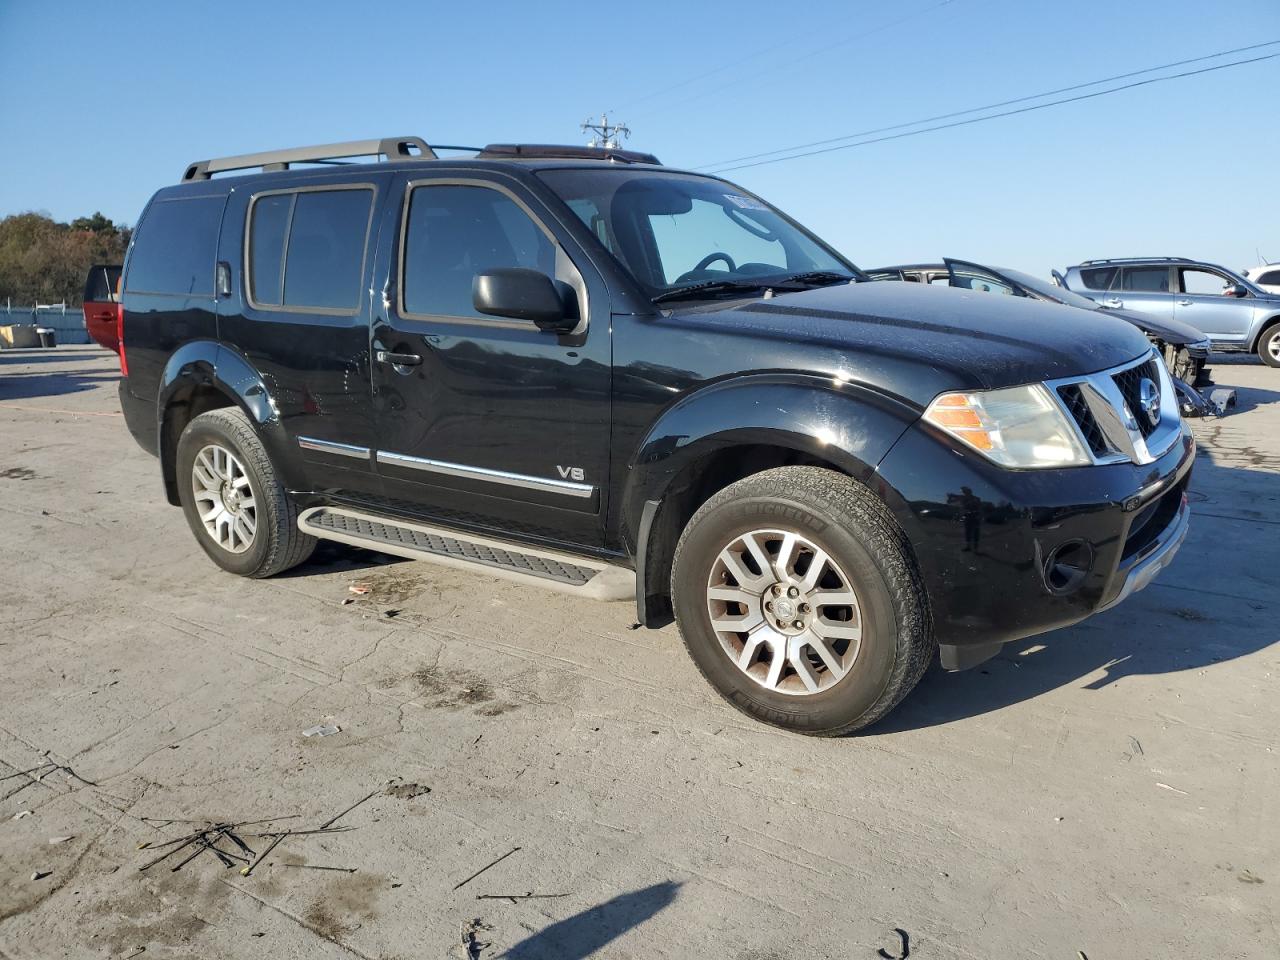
[375,349,422,367]
[1177,299,1192,306]
[1102,297,1123,308]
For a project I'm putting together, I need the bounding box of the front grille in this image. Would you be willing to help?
[1057,384,1109,455]
[1112,359,1162,438]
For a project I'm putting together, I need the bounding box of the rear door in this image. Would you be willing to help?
[216,173,389,499]
[368,171,612,548]
[82,264,121,351]
[1173,264,1251,341]
[1103,265,1175,323]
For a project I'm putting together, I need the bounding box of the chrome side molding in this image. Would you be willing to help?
[297,436,372,460]
[375,450,595,499]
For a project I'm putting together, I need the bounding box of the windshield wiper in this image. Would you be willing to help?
[775,270,855,287]
[651,279,771,304]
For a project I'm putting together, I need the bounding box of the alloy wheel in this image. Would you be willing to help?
[706,529,862,696]
[191,444,257,554]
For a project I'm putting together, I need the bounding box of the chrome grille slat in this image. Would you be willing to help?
[1046,351,1181,466]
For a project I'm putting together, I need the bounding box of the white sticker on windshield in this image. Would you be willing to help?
[725,194,768,212]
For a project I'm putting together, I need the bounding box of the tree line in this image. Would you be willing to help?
[0,212,130,308]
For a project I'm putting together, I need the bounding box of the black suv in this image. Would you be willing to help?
[117,136,1193,735]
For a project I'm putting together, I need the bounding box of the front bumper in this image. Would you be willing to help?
[875,419,1195,664]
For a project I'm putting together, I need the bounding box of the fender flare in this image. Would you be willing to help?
[156,341,297,504]
[622,374,921,623]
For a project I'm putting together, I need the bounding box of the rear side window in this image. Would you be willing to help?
[84,265,122,303]
[126,197,223,295]
[1257,269,1280,286]
[1122,266,1170,292]
[1079,267,1117,290]
[247,187,374,312]
[401,184,555,320]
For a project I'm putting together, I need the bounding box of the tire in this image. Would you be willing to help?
[175,407,316,578]
[671,466,933,736]
[1257,324,1280,368]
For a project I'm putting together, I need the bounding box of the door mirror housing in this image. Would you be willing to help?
[473,268,574,332]
[1224,283,1248,299]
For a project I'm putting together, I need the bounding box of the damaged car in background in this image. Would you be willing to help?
[866,258,1223,416]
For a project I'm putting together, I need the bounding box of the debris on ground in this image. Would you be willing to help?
[385,781,431,800]
[278,863,357,873]
[475,891,569,903]
[302,723,341,738]
[31,870,51,881]
[12,810,32,819]
[876,927,910,959]
[460,918,493,960]
[453,846,521,891]
[48,835,74,844]
[348,583,370,595]
[0,753,97,802]
[1156,782,1190,796]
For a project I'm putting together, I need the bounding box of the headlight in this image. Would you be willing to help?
[923,384,1092,468]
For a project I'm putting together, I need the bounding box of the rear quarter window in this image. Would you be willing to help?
[125,196,224,295]
[1258,269,1280,286]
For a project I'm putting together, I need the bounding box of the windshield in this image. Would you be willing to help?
[537,169,857,299]
[992,266,1103,311]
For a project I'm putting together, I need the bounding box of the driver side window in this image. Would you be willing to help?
[1179,268,1232,296]
[648,199,785,284]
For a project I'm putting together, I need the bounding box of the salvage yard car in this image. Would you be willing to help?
[864,258,1213,386]
[1062,256,1280,368]
[115,137,1193,734]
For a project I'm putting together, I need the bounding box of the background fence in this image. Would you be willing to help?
[0,303,90,345]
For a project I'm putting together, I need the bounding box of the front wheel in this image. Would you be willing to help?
[176,408,315,578]
[671,466,933,736]
[1257,324,1280,368]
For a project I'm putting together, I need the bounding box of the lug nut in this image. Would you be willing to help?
[773,584,783,596]
[792,620,804,629]
[787,586,800,598]
[799,603,811,613]
[764,601,773,611]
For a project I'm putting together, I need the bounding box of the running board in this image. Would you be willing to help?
[297,506,634,601]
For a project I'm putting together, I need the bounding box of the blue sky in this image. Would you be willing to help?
[2,0,1277,275]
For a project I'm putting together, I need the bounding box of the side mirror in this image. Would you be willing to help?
[1224,283,1248,298]
[473,268,573,331]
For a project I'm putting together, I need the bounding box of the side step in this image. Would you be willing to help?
[297,506,634,601]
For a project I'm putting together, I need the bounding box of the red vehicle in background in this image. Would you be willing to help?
[82,264,122,351]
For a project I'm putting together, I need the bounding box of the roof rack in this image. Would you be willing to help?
[476,143,662,165]
[1078,257,1197,266]
[181,137,438,181]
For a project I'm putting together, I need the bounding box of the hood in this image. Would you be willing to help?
[676,282,1153,402]
[1108,307,1207,346]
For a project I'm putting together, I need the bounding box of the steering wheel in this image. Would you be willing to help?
[676,252,737,284]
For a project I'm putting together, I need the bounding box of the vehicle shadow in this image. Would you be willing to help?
[0,369,120,401]
[876,433,1279,735]
[501,881,681,960]
[0,348,107,366]
[277,539,411,577]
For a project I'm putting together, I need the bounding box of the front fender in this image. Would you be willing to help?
[621,374,920,544]
[156,341,299,504]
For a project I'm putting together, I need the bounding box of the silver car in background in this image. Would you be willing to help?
[1062,257,1280,368]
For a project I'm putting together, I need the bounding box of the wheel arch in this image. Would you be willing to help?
[623,376,920,626]
[1249,313,1280,352]
[157,342,294,506]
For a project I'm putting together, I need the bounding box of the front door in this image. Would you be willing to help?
[368,172,612,548]
[1174,264,1252,341]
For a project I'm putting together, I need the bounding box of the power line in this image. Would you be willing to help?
[611,0,961,119]
[701,51,1279,175]
[696,39,1280,171]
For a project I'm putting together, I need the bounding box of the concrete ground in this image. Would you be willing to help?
[0,346,1276,960]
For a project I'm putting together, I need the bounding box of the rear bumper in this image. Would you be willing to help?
[118,378,158,457]
[876,420,1195,660]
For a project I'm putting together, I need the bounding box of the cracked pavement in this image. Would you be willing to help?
[0,347,1277,958]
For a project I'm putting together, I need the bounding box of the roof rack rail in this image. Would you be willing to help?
[1078,257,1197,266]
[181,137,437,181]
[476,143,662,165]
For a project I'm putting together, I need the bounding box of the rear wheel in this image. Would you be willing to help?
[176,408,315,578]
[1257,324,1280,368]
[671,466,933,736]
